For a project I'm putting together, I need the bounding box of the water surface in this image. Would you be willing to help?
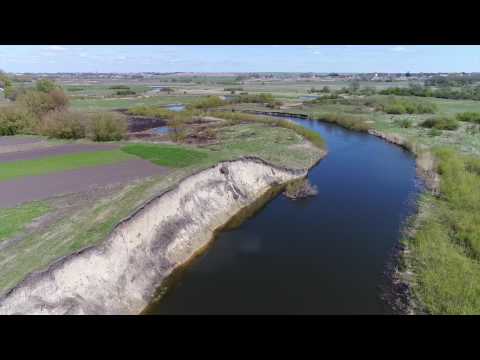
[146,118,420,314]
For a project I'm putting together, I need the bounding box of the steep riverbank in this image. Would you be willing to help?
[0,156,316,315]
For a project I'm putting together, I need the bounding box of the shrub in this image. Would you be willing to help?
[314,112,372,132]
[115,89,136,96]
[284,178,318,199]
[375,97,437,114]
[168,115,187,142]
[35,79,58,93]
[17,89,68,117]
[383,102,407,114]
[17,91,55,116]
[0,106,38,135]
[421,117,459,130]
[456,112,480,124]
[396,118,413,128]
[49,89,69,109]
[228,93,276,106]
[109,85,130,90]
[87,112,127,141]
[66,86,85,92]
[189,96,225,109]
[128,106,175,119]
[4,86,27,101]
[40,110,86,139]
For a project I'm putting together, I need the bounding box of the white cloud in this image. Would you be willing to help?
[390,46,407,52]
[312,50,321,55]
[45,45,68,51]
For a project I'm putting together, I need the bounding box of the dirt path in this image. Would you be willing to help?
[0,136,43,146]
[0,159,168,207]
[0,143,119,163]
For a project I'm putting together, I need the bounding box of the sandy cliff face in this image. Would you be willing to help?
[0,157,307,315]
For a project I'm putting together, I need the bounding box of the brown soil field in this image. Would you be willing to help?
[0,159,168,207]
[0,143,118,163]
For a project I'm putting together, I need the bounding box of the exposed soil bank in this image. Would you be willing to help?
[0,157,310,314]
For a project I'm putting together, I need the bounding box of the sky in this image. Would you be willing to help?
[0,45,479,73]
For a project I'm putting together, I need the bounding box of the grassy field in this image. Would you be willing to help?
[0,201,50,243]
[70,95,207,111]
[5,77,480,314]
[122,144,208,167]
[405,149,480,314]
[0,150,133,182]
[0,120,324,296]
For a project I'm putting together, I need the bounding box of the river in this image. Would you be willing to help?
[145,117,420,314]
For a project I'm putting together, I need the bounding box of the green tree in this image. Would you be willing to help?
[35,79,58,93]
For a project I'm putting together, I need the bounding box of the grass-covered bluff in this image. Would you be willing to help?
[0,116,325,296]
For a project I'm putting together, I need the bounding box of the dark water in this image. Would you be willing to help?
[146,118,420,314]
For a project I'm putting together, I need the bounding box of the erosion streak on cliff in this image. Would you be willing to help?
[0,157,309,315]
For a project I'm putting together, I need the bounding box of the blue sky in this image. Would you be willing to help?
[0,45,479,73]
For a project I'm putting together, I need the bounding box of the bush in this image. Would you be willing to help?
[109,85,130,90]
[375,97,437,114]
[17,89,68,117]
[396,118,413,128]
[17,91,55,116]
[66,86,85,92]
[421,117,459,130]
[189,96,225,109]
[383,102,407,114]
[128,106,174,118]
[40,110,86,139]
[49,89,69,109]
[4,86,27,101]
[456,112,480,124]
[228,93,276,106]
[314,113,372,132]
[115,89,136,96]
[168,115,188,142]
[36,79,58,93]
[0,106,38,135]
[87,112,128,141]
[284,178,318,199]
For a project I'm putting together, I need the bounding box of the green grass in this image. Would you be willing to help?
[0,202,50,243]
[70,95,207,111]
[406,148,480,314]
[121,144,208,168]
[0,122,325,295]
[209,111,325,149]
[312,112,372,132]
[0,150,133,182]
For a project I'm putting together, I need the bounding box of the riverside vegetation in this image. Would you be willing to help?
[3,71,480,314]
[0,73,326,297]
[215,81,480,314]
